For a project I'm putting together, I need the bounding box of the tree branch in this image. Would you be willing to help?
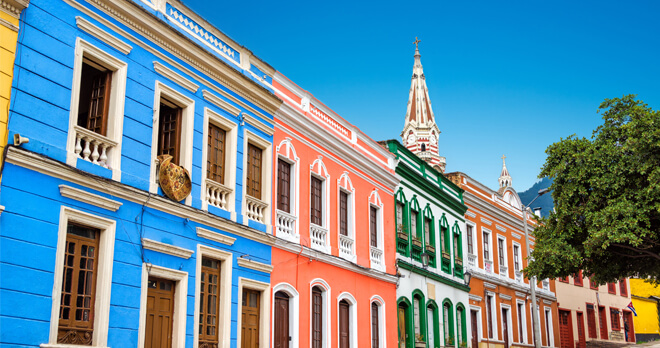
[612,243,660,261]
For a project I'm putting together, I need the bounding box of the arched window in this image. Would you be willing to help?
[338,172,355,261]
[409,197,422,262]
[395,189,409,256]
[398,298,412,348]
[421,143,426,152]
[439,214,451,274]
[427,301,440,348]
[456,303,467,347]
[412,291,427,345]
[274,291,291,347]
[452,222,464,277]
[337,293,357,348]
[275,138,300,242]
[422,204,436,267]
[311,286,324,348]
[442,300,455,346]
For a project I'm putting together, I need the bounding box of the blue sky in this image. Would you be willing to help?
[181,0,660,192]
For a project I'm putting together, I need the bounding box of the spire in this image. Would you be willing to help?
[401,37,445,172]
[499,155,513,189]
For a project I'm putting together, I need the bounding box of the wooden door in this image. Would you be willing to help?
[623,311,634,342]
[242,288,260,348]
[558,310,573,348]
[502,308,509,348]
[598,306,608,339]
[576,312,586,348]
[471,310,478,348]
[312,287,323,348]
[145,277,175,348]
[274,292,289,348]
[339,300,350,348]
[586,305,596,338]
[398,304,407,348]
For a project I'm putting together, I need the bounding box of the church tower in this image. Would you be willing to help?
[401,38,446,172]
[499,155,513,188]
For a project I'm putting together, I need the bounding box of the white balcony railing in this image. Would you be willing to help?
[73,125,118,168]
[485,260,493,273]
[206,179,232,210]
[339,234,354,260]
[276,210,297,241]
[467,254,477,268]
[245,195,268,224]
[500,265,508,277]
[310,224,329,252]
[370,246,384,270]
[515,271,523,283]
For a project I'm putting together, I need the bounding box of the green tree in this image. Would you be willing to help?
[526,95,660,284]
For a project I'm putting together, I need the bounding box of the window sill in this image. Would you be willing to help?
[41,344,109,348]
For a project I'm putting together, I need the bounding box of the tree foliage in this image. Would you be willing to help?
[526,95,660,284]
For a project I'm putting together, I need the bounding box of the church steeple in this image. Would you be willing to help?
[401,37,446,172]
[499,155,513,189]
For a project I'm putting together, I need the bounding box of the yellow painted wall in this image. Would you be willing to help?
[0,10,20,178]
[630,279,660,336]
[630,278,660,298]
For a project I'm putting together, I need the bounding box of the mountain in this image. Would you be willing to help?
[518,177,554,217]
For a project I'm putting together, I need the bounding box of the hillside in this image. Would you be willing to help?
[518,177,554,217]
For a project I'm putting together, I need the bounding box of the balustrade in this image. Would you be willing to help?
[310,224,329,252]
[73,125,117,168]
[206,179,232,210]
[276,210,297,240]
[245,195,268,224]
[370,246,384,269]
[339,234,354,260]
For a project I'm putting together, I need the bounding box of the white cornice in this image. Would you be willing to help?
[243,113,274,136]
[142,238,194,259]
[202,89,240,116]
[543,299,553,305]
[196,227,236,246]
[214,85,273,125]
[472,271,557,301]
[237,257,273,274]
[59,185,122,211]
[153,61,198,93]
[0,0,29,19]
[6,147,276,246]
[515,291,526,298]
[273,237,397,284]
[499,294,512,300]
[76,16,132,55]
[484,282,497,289]
[469,294,482,302]
[481,217,492,226]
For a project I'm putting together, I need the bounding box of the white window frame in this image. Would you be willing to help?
[544,307,554,347]
[242,130,273,229]
[337,172,355,261]
[337,292,358,348]
[482,228,493,272]
[370,295,386,348]
[65,38,127,181]
[149,81,195,205]
[497,235,508,277]
[466,221,476,257]
[516,300,528,344]
[470,305,483,341]
[500,303,513,346]
[368,189,385,271]
[309,157,330,253]
[486,292,498,339]
[275,138,300,243]
[272,283,300,348]
[512,242,522,273]
[45,206,116,348]
[137,264,188,348]
[236,277,270,348]
[193,245,233,348]
[310,278,331,348]
[201,107,238,218]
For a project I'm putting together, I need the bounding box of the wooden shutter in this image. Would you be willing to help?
[145,278,175,348]
[246,144,262,200]
[207,124,226,184]
[498,239,505,266]
[483,232,490,260]
[339,191,348,236]
[277,160,291,213]
[78,61,111,136]
[586,305,597,338]
[158,99,182,165]
[371,303,379,348]
[312,287,323,348]
[200,258,221,347]
[339,300,350,348]
[487,296,493,338]
[514,246,520,271]
[370,206,378,247]
[274,292,290,348]
[310,176,322,225]
[58,224,100,345]
[466,225,473,254]
[398,305,407,348]
[424,218,431,245]
[598,306,608,339]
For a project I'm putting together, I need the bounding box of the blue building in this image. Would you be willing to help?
[0,0,282,347]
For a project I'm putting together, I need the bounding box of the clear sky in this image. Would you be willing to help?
[181,0,659,192]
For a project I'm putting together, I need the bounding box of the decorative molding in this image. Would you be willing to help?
[202,89,240,116]
[141,238,194,259]
[214,86,273,125]
[59,185,123,212]
[5,148,276,246]
[466,210,476,218]
[243,113,274,136]
[469,294,482,302]
[0,0,29,18]
[0,15,18,31]
[511,232,522,240]
[516,291,527,298]
[76,16,132,55]
[153,61,199,93]
[481,217,492,226]
[0,205,4,215]
[496,225,506,232]
[196,227,236,246]
[237,257,273,274]
[543,299,553,305]
[499,294,512,301]
[484,282,497,289]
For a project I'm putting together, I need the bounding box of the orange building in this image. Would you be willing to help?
[447,159,560,348]
[269,72,399,348]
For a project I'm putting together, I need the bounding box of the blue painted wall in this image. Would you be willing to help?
[0,0,276,346]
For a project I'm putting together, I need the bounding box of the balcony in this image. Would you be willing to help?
[515,271,523,283]
[485,260,493,273]
[245,195,268,224]
[275,209,298,242]
[73,125,118,169]
[206,179,232,210]
[467,254,477,268]
[310,223,329,253]
[500,265,508,277]
[339,234,355,261]
[370,246,384,271]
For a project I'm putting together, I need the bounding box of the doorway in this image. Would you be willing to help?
[558,309,573,348]
[502,308,509,348]
[471,310,479,348]
[339,300,350,348]
[145,277,175,348]
[598,306,607,339]
[623,311,635,342]
[274,291,289,348]
[242,288,261,348]
[576,311,586,348]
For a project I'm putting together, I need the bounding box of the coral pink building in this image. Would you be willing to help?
[269,72,399,348]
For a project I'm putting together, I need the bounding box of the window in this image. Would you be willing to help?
[517,302,526,343]
[466,224,474,254]
[413,296,423,340]
[443,301,454,344]
[199,258,221,346]
[77,61,111,136]
[337,293,357,348]
[195,245,232,348]
[486,294,494,339]
[498,238,505,267]
[559,276,569,283]
[456,305,466,347]
[410,210,419,239]
[202,108,237,213]
[312,286,323,348]
[371,302,380,348]
[340,191,348,236]
[610,308,620,330]
[424,217,432,247]
[574,271,583,287]
[608,283,616,295]
[246,143,263,200]
[589,277,598,290]
[311,176,323,225]
[440,225,448,253]
[370,206,378,247]
[619,279,628,296]
[396,202,405,235]
[207,124,227,185]
[338,174,356,260]
[483,232,490,261]
[277,160,291,213]
[513,244,521,272]
[158,98,183,164]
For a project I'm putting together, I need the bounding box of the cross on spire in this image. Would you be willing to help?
[502,154,506,162]
[413,37,421,50]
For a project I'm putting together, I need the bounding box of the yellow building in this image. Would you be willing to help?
[0,0,29,187]
[630,279,660,342]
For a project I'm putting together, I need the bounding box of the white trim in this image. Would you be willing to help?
[543,306,554,347]
[243,113,275,136]
[469,294,482,302]
[237,257,273,273]
[368,189,385,271]
[370,295,387,348]
[47,206,116,347]
[497,235,508,277]
[148,80,195,206]
[512,241,523,274]
[516,300,528,344]
[471,306,484,341]
[272,283,300,348]
[242,130,273,230]
[137,264,188,348]
[310,278,331,348]
[193,245,233,348]
[486,292,498,339]
[465,221,476,256]
[202,89,241,116]
[309,156,331,253]
[76,16,132,54]
[275,138,300,243]
[65,38,127,181]
[236,277,270,348]
[59,185,122,211]
[153,61,199,93]
[499,303,513,346]
[196,226,236,246]
[336,292,358,348]
[337,172,355,262]
[141,238,194,259]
